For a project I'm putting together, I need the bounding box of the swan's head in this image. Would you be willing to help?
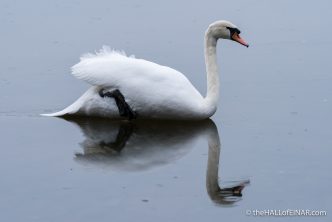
[207,20,249,47]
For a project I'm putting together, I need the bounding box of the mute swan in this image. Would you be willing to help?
[43,20,248,120]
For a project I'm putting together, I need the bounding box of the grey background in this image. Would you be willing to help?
[0,0,331,221]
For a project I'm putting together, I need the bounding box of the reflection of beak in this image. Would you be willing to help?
[232,33,249,47]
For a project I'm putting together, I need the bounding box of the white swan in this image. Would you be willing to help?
[43,20,248,120]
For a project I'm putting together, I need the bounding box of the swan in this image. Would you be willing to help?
[42,20,248,120]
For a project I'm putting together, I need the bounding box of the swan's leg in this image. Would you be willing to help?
[99,89,137,120]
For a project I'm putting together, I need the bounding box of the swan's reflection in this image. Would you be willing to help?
[64,117,249,205]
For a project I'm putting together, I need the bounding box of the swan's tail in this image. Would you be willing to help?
[40,102,81,117]
[41,86,101,118]
[40,90,91,117]
[40,109,72,117]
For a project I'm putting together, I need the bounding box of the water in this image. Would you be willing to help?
[0,0,331,221]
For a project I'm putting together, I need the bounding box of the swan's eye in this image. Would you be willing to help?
[226,27,241,35]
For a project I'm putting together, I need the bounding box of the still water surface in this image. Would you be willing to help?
[0,0,331,221]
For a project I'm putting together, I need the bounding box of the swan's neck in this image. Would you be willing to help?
[203,32,219,115]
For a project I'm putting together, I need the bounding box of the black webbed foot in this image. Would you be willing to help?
[99,88,137,120]
[99,89,115,98]
[99,89,106,98]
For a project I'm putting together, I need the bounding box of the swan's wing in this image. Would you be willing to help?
[70,46,207,119]
[71,46,188,88]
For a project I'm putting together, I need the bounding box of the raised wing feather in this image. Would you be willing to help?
[71,46,188,88]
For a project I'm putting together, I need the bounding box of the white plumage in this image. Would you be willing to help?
[42,20,248,120]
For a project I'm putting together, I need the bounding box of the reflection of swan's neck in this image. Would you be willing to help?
[204,30,219,115]
[205,121,248,205]
[205,122,221,195]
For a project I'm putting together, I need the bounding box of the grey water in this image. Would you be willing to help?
[0,0,331,221]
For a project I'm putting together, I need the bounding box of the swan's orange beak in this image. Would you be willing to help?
[232,33,249,47]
